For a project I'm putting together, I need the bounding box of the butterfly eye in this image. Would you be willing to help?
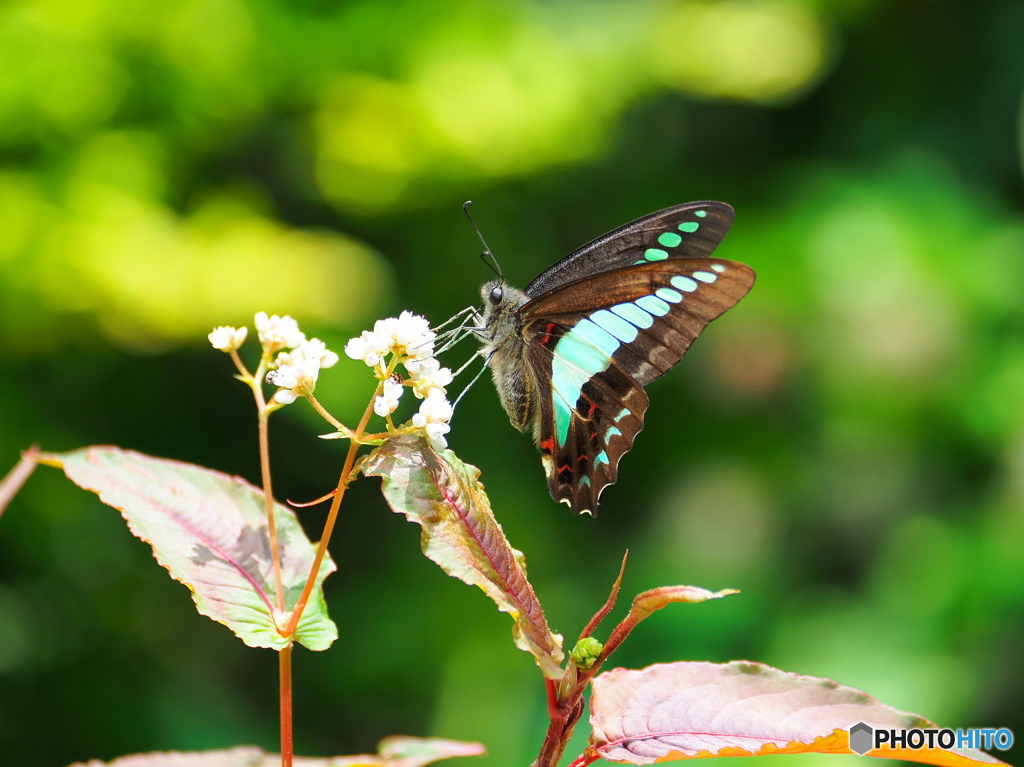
[489,286,503,305]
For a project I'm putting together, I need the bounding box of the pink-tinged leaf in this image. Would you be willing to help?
[589,661,1007,767]
[374,736,487,767]
[67,738,485,767]
[363,435,565,679]
[602,586,737,659]
[0,445,41,520]
[43,447,336,651]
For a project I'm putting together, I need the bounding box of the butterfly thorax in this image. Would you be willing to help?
[479,279,536,433]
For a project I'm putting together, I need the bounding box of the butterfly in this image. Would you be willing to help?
[476,201,755,516]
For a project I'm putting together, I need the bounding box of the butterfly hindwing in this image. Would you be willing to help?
[521,258,755,514]
[528,337,648,514]
[525,201,734,295]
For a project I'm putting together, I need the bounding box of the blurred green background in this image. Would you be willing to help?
[1,0,1022,765]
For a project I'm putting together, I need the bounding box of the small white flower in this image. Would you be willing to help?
[412,391,453,449]
[345,330,391,367]
[280,338,340,371]
[266,356,321,404]
[424,421,451,450]
[344,336,371,364]
[273,389,298,405]
[405,357,454,399]
[208,325,248,352]
[301,338,340,369]
[255,311,306,354]
[373,311,436,360]
[412,391,454,426]
[373,377,405,417]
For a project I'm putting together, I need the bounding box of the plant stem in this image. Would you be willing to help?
[535,709,569,767]
[545,678,559,720]
[283,390,379,638]
[535,691,590,767]
[306,393,344,430]
[0,445,40,519]
[242,351,291,767]
[257,388,286,613]
[280,644,293,767]
[564,749,601,767]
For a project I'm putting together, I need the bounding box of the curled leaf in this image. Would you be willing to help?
[578,551,629,642]
[602,586,737,659]
[589,660,1006,767]
[364,435,565,678]
[44,447,336,651]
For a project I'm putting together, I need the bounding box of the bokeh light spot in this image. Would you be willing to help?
[650,0,829,103]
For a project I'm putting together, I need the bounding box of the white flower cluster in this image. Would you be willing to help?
[208,325,248,352]
[266,345,339,406]
[345,310,437,367]
[345,310,455,450]
[255,311,305,353]
[207,312,339,406]
[411,392,453,449]
[374,377,404,417]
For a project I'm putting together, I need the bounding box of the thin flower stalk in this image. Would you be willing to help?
[211,323,288,614]
[283,389,378,638]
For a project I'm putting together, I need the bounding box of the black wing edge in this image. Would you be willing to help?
[525,201,735,296]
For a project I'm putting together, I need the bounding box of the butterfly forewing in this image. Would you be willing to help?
[525,201,734,296]
[521,258,755,514]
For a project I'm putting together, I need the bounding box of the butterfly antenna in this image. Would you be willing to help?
[463,201,503,281]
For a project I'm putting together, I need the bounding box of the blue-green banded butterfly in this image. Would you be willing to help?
[478,201,755,516]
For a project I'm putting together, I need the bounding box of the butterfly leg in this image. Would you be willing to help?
[434,311,486,355]
[431,305,480,333]
[450,351,491,414]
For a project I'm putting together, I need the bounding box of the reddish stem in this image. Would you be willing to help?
[534,554,633,767]
[546,678,559,720]
[280,644,293,767]
[283,392,378,638]
[565,749,601,767]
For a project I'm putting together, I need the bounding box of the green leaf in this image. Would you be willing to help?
[363,435,565,678]
[43,446,336,651]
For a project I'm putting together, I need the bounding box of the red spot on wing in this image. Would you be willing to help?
[579,394,598,419]
[540,322,558,348]
[539,437,555,454]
